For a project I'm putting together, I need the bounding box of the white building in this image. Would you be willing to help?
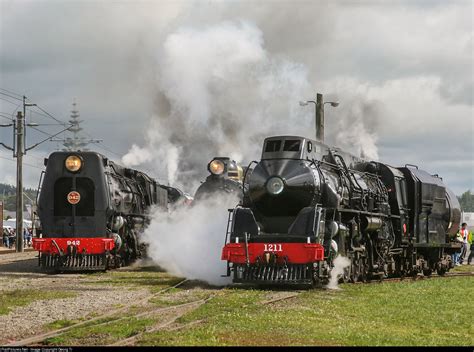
[461,212,474,232]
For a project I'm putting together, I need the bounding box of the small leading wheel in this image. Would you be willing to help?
[360,256,369,283]
[341,266,351,284]
[350,258,360,283]
[423,268,432,277]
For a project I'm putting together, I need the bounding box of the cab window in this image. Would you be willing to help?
[265,140,282,152]
[283,140,301,152]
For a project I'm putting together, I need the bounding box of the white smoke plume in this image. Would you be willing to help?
[143,194,239,285]
[122,20,383,190]
[326,255,351,290]
[122,21,312,191]
[121,144,153,166]
[334,100,380,160]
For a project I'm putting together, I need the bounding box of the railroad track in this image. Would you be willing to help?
[0,248,35,255]
[6,278,190,347]
[352,270,474,284]
[108,296,214,346]
[109,290,303,346]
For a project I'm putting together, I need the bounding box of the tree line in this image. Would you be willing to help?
[0,183,37,212]
[458,190,474,212]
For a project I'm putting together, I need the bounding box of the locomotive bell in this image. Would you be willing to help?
[112,216,125,231]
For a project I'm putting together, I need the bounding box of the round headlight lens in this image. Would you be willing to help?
[266,176,284,195]
[65,155,82,172]
[209,159,225,175]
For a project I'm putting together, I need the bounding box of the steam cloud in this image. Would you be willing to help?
[326,255,351,290]
[122,21,382,191]
[122,21,311,190]
[143,194,238,285]
[334,99,381,160]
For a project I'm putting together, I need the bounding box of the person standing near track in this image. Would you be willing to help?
[467,229,474,265]
[2,228,9,248]
[459,223,469,264]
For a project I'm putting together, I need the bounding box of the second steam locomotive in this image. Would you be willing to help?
[221,135,461,286]
[33,151,180,271]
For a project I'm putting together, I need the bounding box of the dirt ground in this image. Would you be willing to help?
[0,251,150,344]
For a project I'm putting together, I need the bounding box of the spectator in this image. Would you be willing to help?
[452,231,463,266]
[26,228,32,247]
[2,229,9,248]
[459,223,469,264]
[23,227,29,248]
[467,230,473,265]
[9,229,15,249]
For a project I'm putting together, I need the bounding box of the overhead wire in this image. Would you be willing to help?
[0,88,23,99]
[0,154,43,170]
[0,96,21,106]
[1,87,123,160]
[0,91,22,101]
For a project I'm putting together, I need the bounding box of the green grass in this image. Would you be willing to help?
[46,319,80,330]
[452,264,474,273]
[0,290,77,315]
[135,277,474,346]
[43,316,156,346]
[149,290,211,308]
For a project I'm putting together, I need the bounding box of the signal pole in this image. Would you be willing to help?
[15,111,24,252]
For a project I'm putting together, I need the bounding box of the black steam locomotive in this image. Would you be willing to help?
[221,135,462,285]
[194,157,245,201]
[33,151,178,271]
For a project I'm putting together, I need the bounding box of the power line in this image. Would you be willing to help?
[29,126,55,138]
[81,129,122,158]
[0,96,21,106]
[0,115,13,122]
[0,154,43,170]
[0,88,23,99]
[0,88,68,126]
[0,91,22,101]
[1,87,122,159]
[34,105,68,126]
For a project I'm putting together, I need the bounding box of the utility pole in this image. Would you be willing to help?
[316,93,324,143]
[1,95,71,252]
[300,93,338,144]
[15,111,24,252]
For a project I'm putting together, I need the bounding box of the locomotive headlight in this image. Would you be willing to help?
[65,155,82,172]
[266,176,284,195]
[209,159,225,175]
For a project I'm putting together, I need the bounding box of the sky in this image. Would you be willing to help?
[0,0,472,195]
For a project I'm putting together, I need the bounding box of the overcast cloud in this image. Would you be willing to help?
[0,0,472,195]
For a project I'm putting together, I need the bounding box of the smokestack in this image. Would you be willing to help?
[316,93,324,142]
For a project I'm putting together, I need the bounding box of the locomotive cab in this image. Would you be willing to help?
[262,136,326,161]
